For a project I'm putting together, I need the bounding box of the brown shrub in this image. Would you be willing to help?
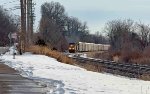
[140,74,150,81]
[143,46,150,57]
[120,49,142,63]
[131,57,150,65]
[26,45,75,65]
[87,51,111,60]
[75,62,104,72]
[110,49,150,65]
[109,49,143,63]
[111,51,121,57]
[27,46,105,72]
[110,51,121,62]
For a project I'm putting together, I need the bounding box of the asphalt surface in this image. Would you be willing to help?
[0,63,48,94]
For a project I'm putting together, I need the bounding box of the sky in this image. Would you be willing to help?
[1,0,150,34]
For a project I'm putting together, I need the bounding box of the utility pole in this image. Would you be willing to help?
[20,0,27,53]
[20,0,35,53]
[27,0,35,45]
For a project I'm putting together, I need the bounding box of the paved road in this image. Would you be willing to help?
[0,63,49,94]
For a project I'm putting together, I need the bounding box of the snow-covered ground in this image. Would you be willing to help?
[1,53,150,94]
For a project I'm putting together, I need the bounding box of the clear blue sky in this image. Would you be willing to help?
[1,0,150,34]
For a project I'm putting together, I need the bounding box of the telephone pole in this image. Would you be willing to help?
[20,0,27,53]
[20,0,35,53]
[27,0,35,45]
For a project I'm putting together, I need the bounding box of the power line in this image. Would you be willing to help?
[1,0,20,12]
[1,0,19,6]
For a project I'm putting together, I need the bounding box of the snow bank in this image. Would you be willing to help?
[5,46,18,55]
[1,53,150,94]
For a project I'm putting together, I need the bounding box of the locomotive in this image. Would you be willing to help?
[68,42,110,53]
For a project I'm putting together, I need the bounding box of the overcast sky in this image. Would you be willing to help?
[1,0,150,34]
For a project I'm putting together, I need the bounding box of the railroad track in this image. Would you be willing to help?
[71,56,150,78]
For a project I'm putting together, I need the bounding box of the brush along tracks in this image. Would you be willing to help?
[72,56,150,79]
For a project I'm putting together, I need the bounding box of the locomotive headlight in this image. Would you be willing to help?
[72,48,75,50]
[69,48,71,50]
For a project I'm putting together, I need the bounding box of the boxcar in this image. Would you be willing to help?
[68,42,110,53]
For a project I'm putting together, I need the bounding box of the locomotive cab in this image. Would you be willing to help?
[69,43,76,53]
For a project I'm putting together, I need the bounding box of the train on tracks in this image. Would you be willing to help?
[68,42,110,53]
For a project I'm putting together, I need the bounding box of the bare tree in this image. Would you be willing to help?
[0,7,18,46]
[41,2,66,29]
[39,2,68,51]
[39,1,108,51]
[136,23,150,49]
[64,17,90,43]
[104,19,136,51]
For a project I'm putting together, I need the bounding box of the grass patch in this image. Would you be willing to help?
[131,57,150,65]
[26,45,75,65]
[140,74,150,81]
[75,61,104,72]
[26,45,104,72]
[85,51,110,60]
[26,46,150,81]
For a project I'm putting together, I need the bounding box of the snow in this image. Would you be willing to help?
[66,53,87,58]
[1,53,150,94]
[5,45,18,55]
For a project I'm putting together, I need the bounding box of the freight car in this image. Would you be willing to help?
[68,42,110,53]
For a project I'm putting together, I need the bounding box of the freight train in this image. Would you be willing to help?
[68,42,110,53]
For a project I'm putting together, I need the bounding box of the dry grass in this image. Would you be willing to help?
[131,57,150,65]
[85,51,111,60]
[109,50,143,63]
[26,45,75,65]
[140,74,150,81]
[75,62,104,72]
[26,46,150,80]
[26,45,104,72]
[111,50,150,80]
